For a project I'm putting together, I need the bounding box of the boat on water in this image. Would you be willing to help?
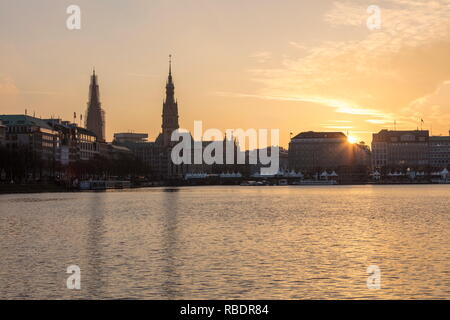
[296,180,338,185]
[79,180,131,190]
[431,179,450,184]
[239,179,337,186]
[240,180,257,186]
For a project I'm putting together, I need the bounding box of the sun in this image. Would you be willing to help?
[348,135,358,144]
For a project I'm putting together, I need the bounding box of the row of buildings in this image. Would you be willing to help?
[372,130,450,169]
[1,58,449,183]
[289,129,450,171]
[0,70,133,182]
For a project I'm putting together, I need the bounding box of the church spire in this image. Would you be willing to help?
[169,55,172,77]
[165,55,175,104]
[167,54,173,86]
[85,69,105,142]
[160,55,179,147]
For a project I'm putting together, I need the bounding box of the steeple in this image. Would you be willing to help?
[85,69,105,142]
[168,55,172,78]
[165,55,175,104]
[160,55,179,147]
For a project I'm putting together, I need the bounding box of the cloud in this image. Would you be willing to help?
[249,51,272,63]
[214,91,394,120]
[405,80,450,131]
[0,76,19,96]
[320,125,353,129]
[247,0,450,133]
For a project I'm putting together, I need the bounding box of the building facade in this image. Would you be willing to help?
[0,120,5,146]
[371,130,429,169]
[0,115,58,160]
[113,132,166,179]
[152,57,183,179]
[429,133,450,169]
[289,131,370,172]
[46,118,99,165]
[288,131,371,183]
[0,115,59,180]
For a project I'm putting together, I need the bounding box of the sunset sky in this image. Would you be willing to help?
[1,0,449,147]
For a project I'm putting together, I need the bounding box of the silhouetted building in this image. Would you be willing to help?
[156,56,179,148]
[372,130,429,169]
[0,115,58,159]
[0,115,59,179]
[185,136,244,175]
[152,56,185,179]
[105,144,133,161]
[430,132,450,168]
[85,69,105,142]
[114,133,149,144]
[243,146,286,176]
[46,118,99,164]
[288,131,371,183]
[289,131,369,172]
[0,120,5,146]
[113,132,166,179]
[279,147,289,170]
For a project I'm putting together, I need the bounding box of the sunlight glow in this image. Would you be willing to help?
[348,135,358,144]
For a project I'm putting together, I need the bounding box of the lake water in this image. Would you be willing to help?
[0,185,449,299]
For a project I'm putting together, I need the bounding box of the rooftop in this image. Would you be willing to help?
[292,131,347,140]
[430,136,450,141]
[0,114,53,130]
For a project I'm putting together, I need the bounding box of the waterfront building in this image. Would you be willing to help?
[85,69,106,142]
[288,131,371,183]
[0,120,5,146]
[0,115,59,180]
[186,137,244,175]
[0,115,58,160]
[289,132,349,172]
[371,130,429,170]
[244,146,287,177]
[143,56,183,179]
[156,55,179,149]
[429,132,450,169]
[288,132,370,171]
[46,118,99,164]
[114,133,149,144]
[105,144,133,161]
[113,132,166,179]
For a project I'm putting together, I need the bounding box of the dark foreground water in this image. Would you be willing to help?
[0,185,449,299]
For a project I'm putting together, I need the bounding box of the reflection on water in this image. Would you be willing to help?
[0,185,449,299]
[161,188,180,299]
[85,193,106,299]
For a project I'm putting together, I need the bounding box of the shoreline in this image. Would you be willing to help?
[1,181,448,195]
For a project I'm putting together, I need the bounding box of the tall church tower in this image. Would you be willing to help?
[85,69,105,142]
[161,55,179,147]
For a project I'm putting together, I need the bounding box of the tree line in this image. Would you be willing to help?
[0,145,154,184]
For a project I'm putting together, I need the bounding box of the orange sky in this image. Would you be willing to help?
[1,0,449,147]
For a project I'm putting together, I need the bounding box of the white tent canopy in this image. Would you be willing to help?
[329,171,338,177]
